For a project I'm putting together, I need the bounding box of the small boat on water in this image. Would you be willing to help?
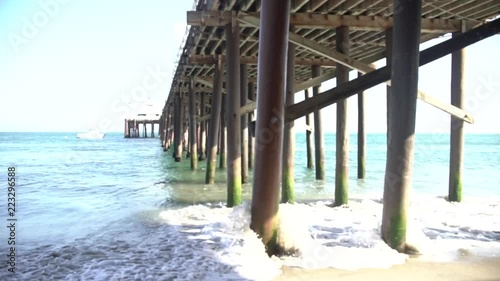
[76,129,105,139]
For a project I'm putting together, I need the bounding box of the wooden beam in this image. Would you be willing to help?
[225,16,242,207]
[188,78,198,169]
[282,38,296,204]
[334,25,349,207]
[205,57,223,184]
[194,77,227,94]
[188,11,469,33]
[382,0,422,253]
[250,0,291,255]
[189,54,337,67]
[238,14,474,123]
[312,65,324,181]
[295,71,335,92]
[286,18,500,122]
[240,64,249,184]
[448,30,466,202]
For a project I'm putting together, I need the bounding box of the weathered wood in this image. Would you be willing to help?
[248,82,255,169]
[225,17,242,207]
[240,64,250,183]
[285,18,500,122]
[189,54,336,67]
[206,58,223,184]
[151,123,155,138]
[143,122,147,138]
[237,71,335,116]
[189,11,469,33]
[382,0,422,253]
[357,72,366,179]
[195,77,227,94]
[282,39,296,204]
[199,93,207,161]
[312,65,324,180]
[174,94,183,161]
[305,89,313,169]
[189,79,198,170]
[133,120,137,138]
[386,28,393,141]
[238,14,473,123]
[219,93,227,169]
[334,26,349,207]
[124,119,129,138]
[269,19,472,122]
[295,72,336,93]
[250,0,290,256]
[164,106,171,150]
[449,31,465,202]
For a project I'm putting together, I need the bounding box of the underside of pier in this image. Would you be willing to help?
[159,0,500,255]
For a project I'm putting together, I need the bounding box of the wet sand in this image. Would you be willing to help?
[274,256,500,281]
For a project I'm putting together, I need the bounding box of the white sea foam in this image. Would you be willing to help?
[3,196,499,280]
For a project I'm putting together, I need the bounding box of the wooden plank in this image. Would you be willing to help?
[188,11,469,32]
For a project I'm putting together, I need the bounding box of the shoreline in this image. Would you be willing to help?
[274,255,500,281]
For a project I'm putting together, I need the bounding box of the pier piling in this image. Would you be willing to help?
[189,79,198,170]
[199,93,207,161]
[282,39,296,204]
[225,16,242,207]
[312,65,325,180]
[305,89,313,169]
[174,93,183,162]
[240,64,249,184]
[250,0,290,255]
[382,0,422,252]
[248,82,255,169]
[334,26,350,207]
[206,57,223,184]
[357,72,366,179]
[449,29,466,202]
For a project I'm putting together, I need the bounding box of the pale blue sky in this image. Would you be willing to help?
[0,1,499,133]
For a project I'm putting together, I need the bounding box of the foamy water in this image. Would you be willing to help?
[1,133,499,280]
[4,195,499,281]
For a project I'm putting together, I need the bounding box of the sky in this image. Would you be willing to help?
[0,1,499,133]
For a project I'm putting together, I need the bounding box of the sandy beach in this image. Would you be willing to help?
[275,256,500,281]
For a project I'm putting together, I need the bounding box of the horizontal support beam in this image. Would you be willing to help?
[189,54,337,67]
[239,14,474,123]
[197,114,210,122]
[188,11,471,33]
[286,18,500,122]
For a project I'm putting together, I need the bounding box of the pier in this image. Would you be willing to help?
[125,103,161,138]
[157,0,499,255]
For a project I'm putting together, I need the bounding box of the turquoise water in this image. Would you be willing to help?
[0,132,498,279]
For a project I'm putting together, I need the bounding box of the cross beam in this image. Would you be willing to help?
[189,54,336,67]
[286,18,500,122]
[188,11,471,33]
[238,14,474,123]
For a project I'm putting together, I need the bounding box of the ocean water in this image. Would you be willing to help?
[0,132,499,280]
